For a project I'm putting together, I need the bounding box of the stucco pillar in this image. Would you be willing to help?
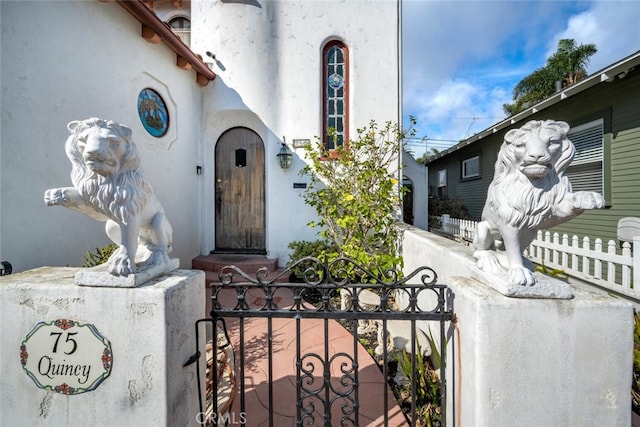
[447,276,633,426]
[0,267,205,426]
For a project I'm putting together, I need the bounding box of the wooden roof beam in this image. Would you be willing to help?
[177,55,192,70]
[142,24,161,43]
[115,0,216,86]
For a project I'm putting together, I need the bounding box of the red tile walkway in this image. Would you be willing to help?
[216,287,409,426]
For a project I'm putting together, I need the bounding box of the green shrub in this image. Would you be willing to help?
[396,342,442,426]
[428,197,472,230]
[83,243,118,267]
[300,119,412,279]
[286,240,335,279]
[428,197,471,218]
[287,240,334,261]
[535,262,569,282]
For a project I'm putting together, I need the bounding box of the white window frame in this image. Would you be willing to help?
[566,118,604,195]
[462,155,480,179]
[168,16,191,47]
[323,41,348,151]
[437,169,447,187]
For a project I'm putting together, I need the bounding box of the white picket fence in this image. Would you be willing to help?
[431,214,640,299]
[434,214,478,243]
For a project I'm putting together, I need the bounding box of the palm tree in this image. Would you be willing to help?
[548,39,598,86]
[503,39,597,116]
[504,65,559,116]
[416,147,440,164]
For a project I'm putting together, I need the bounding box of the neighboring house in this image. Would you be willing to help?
[426,51,640,244]
[0,0,402,273]
[402,149,428,230]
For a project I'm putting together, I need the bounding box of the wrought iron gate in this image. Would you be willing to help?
[187,257,454,426]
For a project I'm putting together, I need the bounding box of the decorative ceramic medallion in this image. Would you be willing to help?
[20,319,112,395]
[328,73,344,90]
[137,88,169,137]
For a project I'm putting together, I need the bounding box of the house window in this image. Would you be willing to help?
[437,169,447,187]
[566,119,604,195]
[168,17,191,46]
[437,169,447,198]
[462,155,480,179]
[323,41,349,151]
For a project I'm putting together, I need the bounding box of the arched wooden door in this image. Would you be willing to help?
[215,127,266,253]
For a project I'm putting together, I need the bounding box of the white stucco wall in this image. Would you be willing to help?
[0,0,401,271]
[0,1,203,272]
[191,0,401,262]
[0,268,205,426]
[400,225,633,426]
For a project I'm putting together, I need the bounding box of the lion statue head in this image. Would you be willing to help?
[65,118,150,224]
[486,119,575,229]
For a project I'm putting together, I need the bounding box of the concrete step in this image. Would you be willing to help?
[193,254,293,316]
[202,268,292,287]
[193,254,292,287]
[192,254,279,274]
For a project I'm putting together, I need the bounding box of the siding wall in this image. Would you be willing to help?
[428,142,502,219]
[540,69,640,243]
[427,66,640,244]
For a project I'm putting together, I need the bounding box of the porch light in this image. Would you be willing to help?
[277,137,293,169]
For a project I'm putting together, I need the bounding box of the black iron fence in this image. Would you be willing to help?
[187,256,454,426]
[0,260,12,276]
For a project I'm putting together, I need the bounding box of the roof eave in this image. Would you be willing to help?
[110,0,216,86]
[427,50,640,164]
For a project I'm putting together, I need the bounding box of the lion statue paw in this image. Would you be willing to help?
[140,245,171,268]
[572,191,606,210]
[108,247,136,276]
[507,265,536,286]
[44,188,72,207]
[473,250,504,273]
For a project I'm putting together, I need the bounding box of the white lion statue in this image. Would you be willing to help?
[473,120,605,286]
[44,118,173,276]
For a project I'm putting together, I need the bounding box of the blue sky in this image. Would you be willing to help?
[402,0,640,158]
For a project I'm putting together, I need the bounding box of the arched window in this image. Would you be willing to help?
[323,41,349,151]
[168,16,191,46]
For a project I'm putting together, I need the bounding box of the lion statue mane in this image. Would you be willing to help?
[44,118,173,277]
[473,119,604,286]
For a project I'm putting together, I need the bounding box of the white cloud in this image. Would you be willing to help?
[403,0,640,156]
[408,79,511,147]
[549,1,640,72]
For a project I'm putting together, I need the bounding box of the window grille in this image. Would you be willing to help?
[323,41,348,150]
[566,119,604,194]
[168,16,191,47]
